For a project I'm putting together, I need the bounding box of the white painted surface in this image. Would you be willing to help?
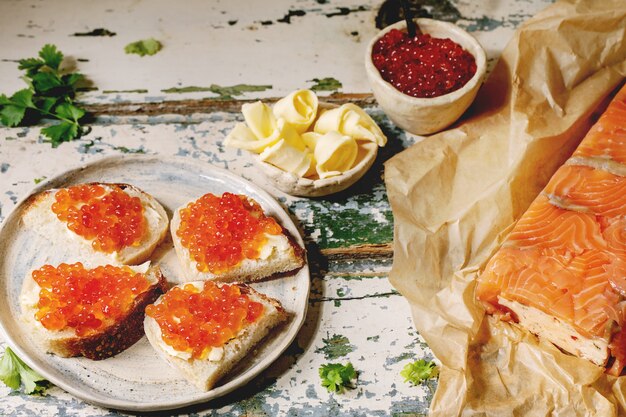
[0,0,555,414]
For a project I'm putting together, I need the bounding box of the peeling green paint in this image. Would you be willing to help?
[315,334,354,360]
[102,89,149,94]
[310,291,399,303]
[277,9,306,24]
[161,84,272,100]
[387,352,414,365]
[288,186,393,249]
[326,273,390,281]
[114,146,145,154]
[72,28,116,37]
[461,16,504,32]
[325,6,369,18]
[308,77,342,92]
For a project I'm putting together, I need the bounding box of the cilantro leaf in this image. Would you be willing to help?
[319,362,357,393]
[0,347,48,394]
[18,58,44,76]
[36,96,58,113]
[38,44,63,70]
[41,121,79,146]
[10,89,35,108]
[0,44,91,146]
[55,102,84,122]
[0,90,35,126]
[61,73,84,90]
[0,105,26,127]
[400,359,438,386]
[32,72,63,93]
[124,38,162,57]
[0,349,20,390]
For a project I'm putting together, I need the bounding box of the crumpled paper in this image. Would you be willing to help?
[384,0,626,415]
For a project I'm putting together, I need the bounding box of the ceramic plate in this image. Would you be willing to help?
[0,155,310,411]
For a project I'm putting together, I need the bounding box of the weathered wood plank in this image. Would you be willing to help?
[82,94,377,116]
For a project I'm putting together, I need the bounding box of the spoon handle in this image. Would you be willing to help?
[400,0,417,38]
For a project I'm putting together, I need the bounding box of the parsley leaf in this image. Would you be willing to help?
[32,72,63,93]
[0,103,27,127]
[319,362,357,393]
[36,96,58,114]
[42,122,79,147]
[400,359,438,386]
[38,44,63,70]
[55,102,85,122]
[62,73,84,89]
[18,58,44,77]
[0,347,49,394]
[10,89,35,108]
[0,44,90,146]
[0,90,35,126]
[125,38,163,57]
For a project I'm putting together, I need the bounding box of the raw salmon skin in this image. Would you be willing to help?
[476,84,626,374]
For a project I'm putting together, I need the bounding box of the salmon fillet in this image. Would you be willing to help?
[573,95,626,165]
[544,165,626,217]
[476,83,626,374]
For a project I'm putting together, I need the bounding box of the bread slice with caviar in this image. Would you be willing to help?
[20,263,167,360]
[143,280,287,390]
[22,183,169,266]
[170,192,304,283]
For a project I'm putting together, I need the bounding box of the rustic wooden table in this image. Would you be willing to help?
[0,0,552,415]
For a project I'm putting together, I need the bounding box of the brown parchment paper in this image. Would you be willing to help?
[384,1,626,415]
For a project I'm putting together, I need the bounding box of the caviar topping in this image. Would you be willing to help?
[32,263,151,337]
[145,282,264,359]
[176,192,283,274]
[51,184,147,253]
[372,29,477,98]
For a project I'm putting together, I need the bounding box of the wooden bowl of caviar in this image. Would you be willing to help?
[365,18,486,136]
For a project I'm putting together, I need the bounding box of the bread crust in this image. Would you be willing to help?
[23,266,168,360]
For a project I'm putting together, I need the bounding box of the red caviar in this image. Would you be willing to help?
[145,282,264,359]
[51,184,146,253]
[372,29,477,98]
[33,263,151,337]
[176,192,282,274]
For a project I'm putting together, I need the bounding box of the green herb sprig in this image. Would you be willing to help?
[0,44,90,147]
[319,362,357,393]
[0,347,49,394]
[400,359,438,386]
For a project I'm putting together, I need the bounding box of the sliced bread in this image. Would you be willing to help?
[144,281,287,390]
[170,193,305,283]
[22,183,169,266]
[20,263,167,360]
